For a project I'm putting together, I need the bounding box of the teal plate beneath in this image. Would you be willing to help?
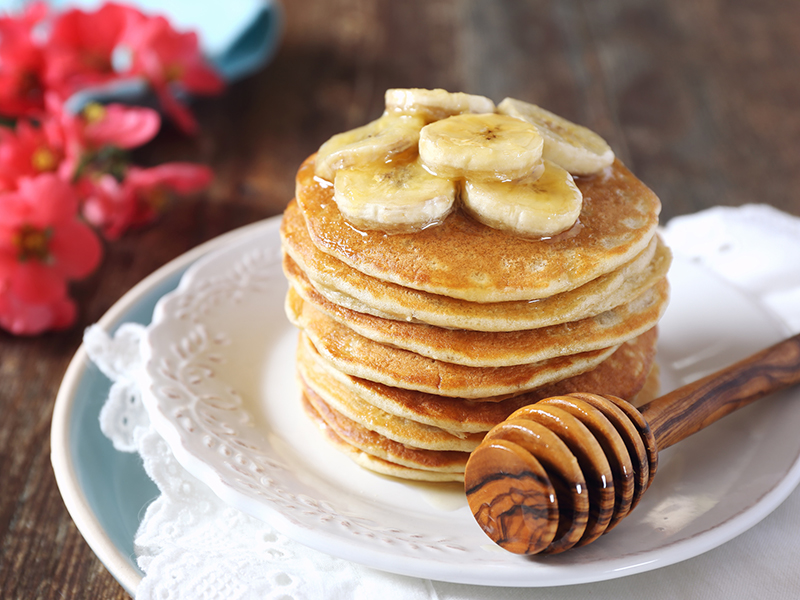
[51,220,275,595]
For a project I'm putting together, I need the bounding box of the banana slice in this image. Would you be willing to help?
[418,113,544,182]
[333,157,457,233]
[385,88,496,121]
[462,160,582,238]
[497,98,614,175]
[315,113,426,182]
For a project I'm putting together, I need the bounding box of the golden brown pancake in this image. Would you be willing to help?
[281,199,671,332]
[297,339,484,451]
[288,300,620,398]
[297,325,658,483]
[285,119,668,483]
[295,155,662,303]
[301,393,465,482]
[302,386,469,475]
[632,363,661,407]
[297,328,658,434]
[286,266,669,367]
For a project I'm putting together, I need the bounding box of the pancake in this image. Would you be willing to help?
[301,393,464,482]
[297,328,658,434]
[297,338,484,451]
[281,199,671,332]
[299,353,660,482]
[295,155,662,303]
[286,265,669,367]
[632,363,661,407]
[285,92,670,484]
[302,386,469,475]
[288,302,620,398]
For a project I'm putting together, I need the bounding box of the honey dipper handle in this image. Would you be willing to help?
[640,333,800,450]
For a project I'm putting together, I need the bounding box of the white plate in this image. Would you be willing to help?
[141,221,800,587]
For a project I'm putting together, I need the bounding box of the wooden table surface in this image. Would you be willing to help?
[2,1,799,597]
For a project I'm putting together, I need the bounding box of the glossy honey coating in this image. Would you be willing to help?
[297,155,661,304]
[281,200,671,332]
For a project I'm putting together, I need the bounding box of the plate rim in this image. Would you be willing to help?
[50,217,279,595]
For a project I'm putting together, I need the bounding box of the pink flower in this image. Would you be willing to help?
[0,93,163,193]
[0,173,103,334]
[78,174,137,240]
[120,14,224,134]
[82,162,212,239]
[36,94,161,180]
[0,287,76,335]
[0,118,69,192]
[0,2,223,134]
[0,3,222,335]
[0,2,49,117]
[0,1,47,35]
[42,3,138,98]
[79,102,161,150]
[127,162,213,194]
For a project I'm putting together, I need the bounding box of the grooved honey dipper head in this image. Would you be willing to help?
[465,333,800,554]
[464,393,657,555]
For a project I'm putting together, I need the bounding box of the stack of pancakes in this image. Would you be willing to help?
[280,156,670,483]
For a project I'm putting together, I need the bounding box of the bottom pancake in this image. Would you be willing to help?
[301,389,467,482]
[297,328,660,483]
[632,363,661,407]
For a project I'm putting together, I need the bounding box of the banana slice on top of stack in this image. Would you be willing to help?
[281,88,670,482]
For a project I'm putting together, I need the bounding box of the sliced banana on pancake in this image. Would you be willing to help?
[385,88,496,121]
[419,113,544,182]
[315,113,426,182]
[333,156,457,232]
[463,160,582,237]
[497,98,614,175]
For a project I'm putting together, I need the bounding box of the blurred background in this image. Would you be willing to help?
[1,0,799,597]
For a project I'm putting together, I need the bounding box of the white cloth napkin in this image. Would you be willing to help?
[87,204,800,600]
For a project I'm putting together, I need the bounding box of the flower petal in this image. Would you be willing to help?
[0,288,76,335]
[49,220,103,279]
[79,173,137,240]
[15,174,79,227]
[83,103,161,149]
[43,3,138,96]
[10,260,66,304]
[128,162,213,194]
[0,192,28,228]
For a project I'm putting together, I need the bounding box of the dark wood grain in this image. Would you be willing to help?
[2,0,800,597]
[464,334,800,556]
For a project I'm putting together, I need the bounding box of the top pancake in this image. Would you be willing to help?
[281,199,671,332]
[295,154,662,303]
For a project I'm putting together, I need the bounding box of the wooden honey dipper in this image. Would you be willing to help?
[464,332,800,555]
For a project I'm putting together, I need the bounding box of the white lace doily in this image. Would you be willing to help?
[88,204,800,600]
